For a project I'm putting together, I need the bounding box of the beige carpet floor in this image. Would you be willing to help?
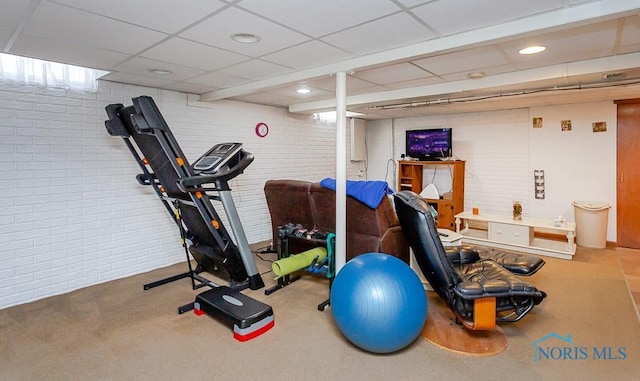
[1,246,639,381]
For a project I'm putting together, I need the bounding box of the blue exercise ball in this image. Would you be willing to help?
[330,253,428,354]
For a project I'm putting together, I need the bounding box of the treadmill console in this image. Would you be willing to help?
[193,143,243,174]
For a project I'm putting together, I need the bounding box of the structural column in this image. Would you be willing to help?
[335,71,347,273]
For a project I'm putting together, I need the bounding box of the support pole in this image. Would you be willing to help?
[335,71,347,274]
[218,190,265,290]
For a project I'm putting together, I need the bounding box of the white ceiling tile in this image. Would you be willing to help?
[412,0,563,36]
[501,20,618,69]
[22,2,168,55]
[304,75,385,93]
[354,62,432,85]
[322,13,437,55]
[383,76,445,90]
[180,7,309,57]
[141,38,249,72]
[620,16,640,47]
[49,0,227,34]
[395,0,434,8]
[413,46,511,75]
[113,57,208,81]
[237,0,402,37]
[100,72,174,89]
[0,0,637,118]
[261,40,353,70]
[618,44,640,55]
[186,71,252,88]
[216,59,293,81]
[230,90,294,107]
[0,0,31,29]
[162,82,217,95]
[0,26,13,48]
[8,32,129,70]
[348,84,390,96]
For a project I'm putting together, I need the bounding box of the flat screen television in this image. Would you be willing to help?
[405,128,452,160]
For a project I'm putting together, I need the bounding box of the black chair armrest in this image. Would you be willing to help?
[454,280,512,299]
[456,259,546,299]
[445,246,481,266]
[475,247,546,276]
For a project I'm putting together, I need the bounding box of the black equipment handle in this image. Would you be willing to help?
[178,151,254,192]
[104,104,129,137]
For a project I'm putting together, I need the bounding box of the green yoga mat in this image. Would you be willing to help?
[272,247,327,278]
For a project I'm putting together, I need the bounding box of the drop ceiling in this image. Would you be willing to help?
[2,0,639,119]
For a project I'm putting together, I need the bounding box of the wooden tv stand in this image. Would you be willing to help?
[397,160,465,230]
[455,211,576,260]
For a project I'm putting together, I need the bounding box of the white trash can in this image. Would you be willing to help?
[572,201,611,249]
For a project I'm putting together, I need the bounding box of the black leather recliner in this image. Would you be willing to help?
[393,191,547,330]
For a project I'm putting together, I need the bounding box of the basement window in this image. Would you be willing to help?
[0,53,108,92]
[313,111,366,123]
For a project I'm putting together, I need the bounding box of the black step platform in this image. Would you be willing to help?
[194,287,274,341]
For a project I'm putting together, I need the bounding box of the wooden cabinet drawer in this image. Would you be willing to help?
[488,222,533,246]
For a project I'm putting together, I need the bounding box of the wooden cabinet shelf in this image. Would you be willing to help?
[397,160,465,230]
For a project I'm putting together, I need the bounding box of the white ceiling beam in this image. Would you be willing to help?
[198,0,639,102]
[288,52,640,113]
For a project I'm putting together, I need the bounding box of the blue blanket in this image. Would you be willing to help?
[319,178,394,209]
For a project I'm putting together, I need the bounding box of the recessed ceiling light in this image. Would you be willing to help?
[296,88,311,94]
[468,71,485,79]
[149,69,172,75]
[231,33,261,44]
[519,45,546,55]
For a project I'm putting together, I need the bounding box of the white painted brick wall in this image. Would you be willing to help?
[385,110,530,217]
[0,79,363,309]
[366,104,616,239]
[529,102,616,235]
[6,74,615,310]
[364,119,396,186]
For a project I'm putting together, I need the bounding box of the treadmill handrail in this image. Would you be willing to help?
[178,151,254,192]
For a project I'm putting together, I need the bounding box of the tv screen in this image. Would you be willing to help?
[406,128,452,160]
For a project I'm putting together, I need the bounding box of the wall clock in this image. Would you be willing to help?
[255,122,269,137]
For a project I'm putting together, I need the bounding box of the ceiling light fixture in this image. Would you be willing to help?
[296,88,311,94]
[519,45,546,55]
[231,33,261,44]
[149,69,172,75]
[468,71,485,79]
